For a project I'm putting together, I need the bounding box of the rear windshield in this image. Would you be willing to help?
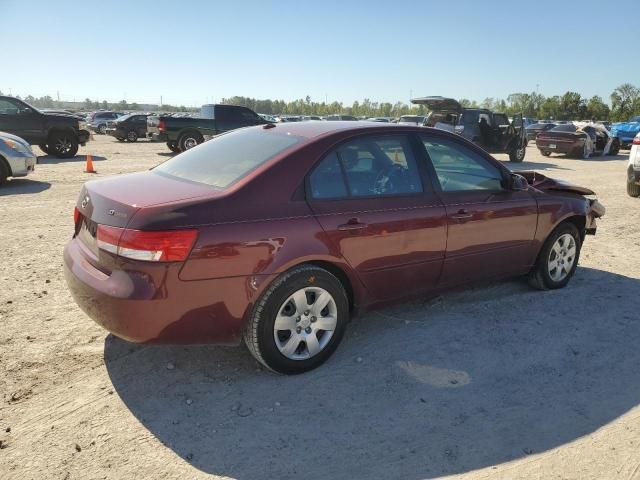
[153,128,304,189]
[550,124,577,132]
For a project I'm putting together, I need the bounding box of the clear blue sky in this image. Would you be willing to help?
[0,0,635,107]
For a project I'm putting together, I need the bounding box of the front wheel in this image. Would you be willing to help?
[126,130,138,142]
[509,144,526,162]
[528,222,581,290]
[244,265,349,374]
[49,132,79,158]
[628,180,640,197]
[97,124,107,135]
[609,140,620,156]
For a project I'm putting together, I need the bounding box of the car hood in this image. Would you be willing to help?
[518,171,595,196]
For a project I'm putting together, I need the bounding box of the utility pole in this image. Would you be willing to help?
[160,95,163,107]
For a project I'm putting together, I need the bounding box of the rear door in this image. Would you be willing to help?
[307,133,447,301]
[419,134,538,286]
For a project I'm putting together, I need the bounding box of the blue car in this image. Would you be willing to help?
[611,116,640,148]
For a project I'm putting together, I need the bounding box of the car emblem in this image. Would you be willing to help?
[81,195,90,209]
[108,209,115,216]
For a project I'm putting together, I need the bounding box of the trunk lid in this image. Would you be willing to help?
[411,96,462,113]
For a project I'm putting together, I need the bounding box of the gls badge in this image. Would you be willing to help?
[81,195,90,209]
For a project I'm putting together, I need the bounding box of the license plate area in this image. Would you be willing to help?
[549,144,556,149]
[78,218,99,256]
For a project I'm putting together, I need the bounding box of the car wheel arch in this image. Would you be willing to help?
[0,154,13,177]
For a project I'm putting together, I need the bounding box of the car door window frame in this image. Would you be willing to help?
[305,133,433,202]
[416,133,510,194]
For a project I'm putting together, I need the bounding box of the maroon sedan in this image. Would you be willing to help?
[64,122,604,374]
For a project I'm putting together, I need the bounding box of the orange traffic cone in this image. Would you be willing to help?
[84,154,96,174]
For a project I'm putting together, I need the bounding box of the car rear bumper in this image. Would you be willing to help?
[63,237,255,345]
[536,138,581,154]
[149,133,169,142]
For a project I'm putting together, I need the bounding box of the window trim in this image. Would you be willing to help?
[417,133,510,194]
[305,133,429,202]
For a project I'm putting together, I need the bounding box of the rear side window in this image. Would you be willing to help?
[309,135,423,199]
[421,137,504,192]
[154,128,304,189]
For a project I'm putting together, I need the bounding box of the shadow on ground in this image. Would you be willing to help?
[105,267,640,479]
[0,179,52,195]
[37,154,107,164]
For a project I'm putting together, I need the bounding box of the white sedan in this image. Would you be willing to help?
[0,131,37,186]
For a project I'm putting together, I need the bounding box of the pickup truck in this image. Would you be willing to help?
[0,96,90,158]
[147,104,267,152]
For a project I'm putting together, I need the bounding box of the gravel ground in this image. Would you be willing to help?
[1,135,639,480]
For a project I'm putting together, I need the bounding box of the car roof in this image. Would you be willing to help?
[259,120,423,139]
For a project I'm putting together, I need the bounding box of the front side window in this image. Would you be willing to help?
[309,135,423,199]
[421,137,504,192]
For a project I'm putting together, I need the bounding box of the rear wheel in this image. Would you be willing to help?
[49,132,79,158]
[126,130,138,142]
[529,222,581,290]
[541,150,551,157]
[609,140,620,156]
[167,141,180,153]
[178,132,203,152]
[628,180,640,197]
[244,265,349,374]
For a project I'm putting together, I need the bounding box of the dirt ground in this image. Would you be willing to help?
[1,135,639,480]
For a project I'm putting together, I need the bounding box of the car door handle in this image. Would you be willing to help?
[337,219,368,231]
[451,209,474,221]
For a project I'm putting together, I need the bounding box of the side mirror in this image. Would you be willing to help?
[510,173,529,191]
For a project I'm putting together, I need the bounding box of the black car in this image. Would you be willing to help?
[106,113,149,142]
[413,96,527,162]
[526,122,556,142]
[0,96,90,158]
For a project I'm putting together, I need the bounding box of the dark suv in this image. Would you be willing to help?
[0,96,90,158]
[413,96,527,162]
[105,113,149,142]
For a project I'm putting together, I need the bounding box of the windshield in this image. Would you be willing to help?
[154,128,305,189]
[550,124,577,133]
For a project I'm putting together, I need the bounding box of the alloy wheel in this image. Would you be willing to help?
[273,287,338,360]
[184,137,198,150]
[54,136,73,155]
[547,233,576,282]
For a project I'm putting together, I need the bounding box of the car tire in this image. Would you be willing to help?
[167,141,180,153]
[541,150,551,157]
[178,132,203,152]
[0,159,8,186]
[244,264,349,375]
[49,132,79,159]
[97,124,107,135]
[580,143,590,159]
[627,181,640,197]
[528,222,582,290]
[509,144,526,162]
[126,130,138,142]
[609,140,620,156]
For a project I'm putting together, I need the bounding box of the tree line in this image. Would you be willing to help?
[221,83,640,121]
[3,83,640,121]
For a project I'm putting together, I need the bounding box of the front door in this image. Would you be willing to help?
[419,134,538,287]
[307,134,447,302]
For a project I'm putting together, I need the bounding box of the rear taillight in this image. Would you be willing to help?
[74,207,81,225]
[454,125,464,134]
[158,119,166,131]
[96,225,197,262]
[633,134,640,145]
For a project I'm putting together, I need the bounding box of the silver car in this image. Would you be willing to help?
[0,131,37,186]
